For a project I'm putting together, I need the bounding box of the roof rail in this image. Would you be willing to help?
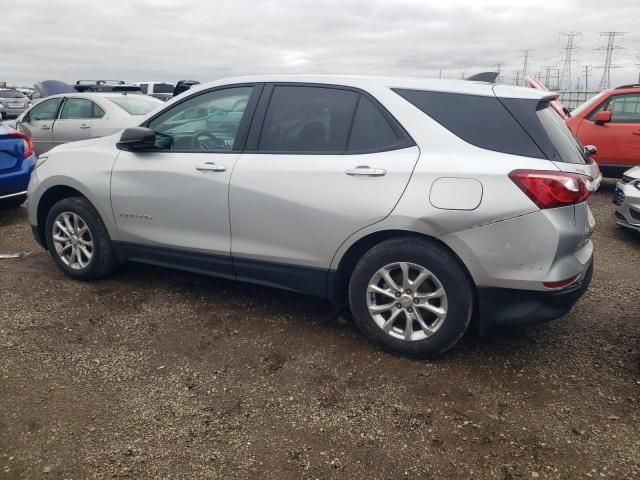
[615,83,640,89]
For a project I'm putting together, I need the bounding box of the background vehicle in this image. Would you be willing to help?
[133,82,175,101]
[16,93,163,155]
[27,75,598,357]
[74,80,142,94]
[173,80,200,97]
[525,77,640,177]
[0,122,36,207]
[614,166,640,232]
[0,89,30,120]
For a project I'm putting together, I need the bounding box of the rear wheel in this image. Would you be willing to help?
[348,237,474,358]
[45,197,117,280]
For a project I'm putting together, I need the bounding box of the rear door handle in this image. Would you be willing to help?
[80,124,90,129]
[345,166,386,177]
[41,125,50,130]
[196,162,227,172]
[632,130,640,135]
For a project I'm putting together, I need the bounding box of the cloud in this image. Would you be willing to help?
[2,0,639,89]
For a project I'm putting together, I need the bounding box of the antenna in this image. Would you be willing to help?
[595,32,625,90]
[559,32,581,91]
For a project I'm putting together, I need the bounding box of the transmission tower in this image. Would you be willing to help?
[494,61,505,83]
[541,65,557,88]
[583,65,593,90]
[513,71,521,86]
[595,32,625,90]
[559,32,581,91]
[520,50,533,85]
[636,50,640,83]
[459,70,467,80]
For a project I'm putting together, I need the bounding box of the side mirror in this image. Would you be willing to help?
[116,127,156,151]
[594,110,612,125]
[584,144,598,156]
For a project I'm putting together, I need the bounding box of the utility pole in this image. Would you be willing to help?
[542,65,556,88]
[595,32,625,90]
[494,61,505,84]
[636,50,640,83]
[583,65,592,90]
[520,49,532,85]
[459,71,467,80]
[559,32,581,91]
[439,69,442,79]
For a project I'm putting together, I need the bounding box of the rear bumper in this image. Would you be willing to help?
[477,259,593,327]
[0,155,36,197]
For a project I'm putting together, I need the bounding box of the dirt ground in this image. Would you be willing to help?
[0,180,638,479]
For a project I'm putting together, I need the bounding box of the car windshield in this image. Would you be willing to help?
[537,105,587,164]
[153,83,174,94]
[571,92,608,117]
[0,90,26,99]
[107,95,163,115]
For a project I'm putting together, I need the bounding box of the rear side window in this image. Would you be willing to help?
[347,96,399,152]
[60,98,93,119]
[394,89,546,159]
[152,83,174,94]
[258,86,358,152]
[138,83,149,94]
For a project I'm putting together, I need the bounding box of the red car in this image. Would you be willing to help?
[525,77,640,177]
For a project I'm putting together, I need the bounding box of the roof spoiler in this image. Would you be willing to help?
[465,72,499,83]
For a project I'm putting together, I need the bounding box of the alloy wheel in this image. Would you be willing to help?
[52,212,94,270]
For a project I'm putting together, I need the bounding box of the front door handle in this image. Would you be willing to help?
[632,130,640,136]
[196,162,227,172]
[41,125,51,130]
[80,124,90,129]
[345,166,386,177]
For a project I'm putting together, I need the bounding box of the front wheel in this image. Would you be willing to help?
[44,197,117,280]
[348,237,474,358]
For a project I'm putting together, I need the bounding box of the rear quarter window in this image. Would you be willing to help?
[394,89,546,159]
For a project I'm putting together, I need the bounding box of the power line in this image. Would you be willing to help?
[559,32,581,91]
[595,32,625,90]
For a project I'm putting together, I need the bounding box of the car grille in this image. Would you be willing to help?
[613,187,625,206]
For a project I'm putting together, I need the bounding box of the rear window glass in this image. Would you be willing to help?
[0,90,26,99]
[107,96,162,115]
[153,83,174,94]
[536,105,588,164]
[394,89,545,159]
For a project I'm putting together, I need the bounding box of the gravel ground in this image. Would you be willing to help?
[0,180,638,479]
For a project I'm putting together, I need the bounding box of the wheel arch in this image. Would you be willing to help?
[36,185,103,250]
[328,229,477,310]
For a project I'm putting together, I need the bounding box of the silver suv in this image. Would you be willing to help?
[27,76,600,357]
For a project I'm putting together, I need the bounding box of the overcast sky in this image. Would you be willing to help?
[3,0,639,89]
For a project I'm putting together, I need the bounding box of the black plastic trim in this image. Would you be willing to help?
[477,261,593,327]
[118,242,331,298]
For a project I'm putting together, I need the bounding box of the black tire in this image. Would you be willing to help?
[44,197,117,280]
[348,237,474,358]
[0,194,27,208]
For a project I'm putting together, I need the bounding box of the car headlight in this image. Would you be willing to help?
[35,155,48,169]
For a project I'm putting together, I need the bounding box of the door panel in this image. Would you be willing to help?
[111,151,240,262]
[229,146,420,269]
[52,119,92,145]
[18,97,62,154]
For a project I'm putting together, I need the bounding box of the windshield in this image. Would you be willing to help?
[536,105,587,164]
[107,95,163,115]
[153,83,174,94]
[571,92,607,117]
[0,90,26,99]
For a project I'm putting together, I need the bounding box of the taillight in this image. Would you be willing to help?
[509,170,591,209]
[10,131,34,159]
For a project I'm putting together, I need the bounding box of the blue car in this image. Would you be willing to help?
[0,121,36,207]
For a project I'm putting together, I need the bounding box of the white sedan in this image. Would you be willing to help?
[16,93,163,155]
